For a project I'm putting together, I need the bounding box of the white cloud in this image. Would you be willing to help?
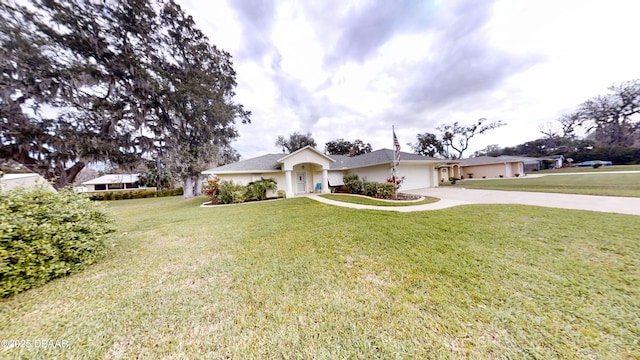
[182,0,640,159]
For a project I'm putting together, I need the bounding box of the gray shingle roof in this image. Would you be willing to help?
[203,154,284,173]
[204,148,440,174]
[330,149,438,169]
[458,156,524,166]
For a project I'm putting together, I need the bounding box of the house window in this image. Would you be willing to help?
[94,184,106,191]
[441,169,447,173]
[108,183,124,190]
[125,182,139,189]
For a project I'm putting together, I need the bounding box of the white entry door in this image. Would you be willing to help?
[296,172,306,193]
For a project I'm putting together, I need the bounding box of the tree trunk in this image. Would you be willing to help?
[193,175,202,196]
[53,161,86,189]
[182,176,194,199]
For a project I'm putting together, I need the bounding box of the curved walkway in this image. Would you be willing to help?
[306,188,640,216]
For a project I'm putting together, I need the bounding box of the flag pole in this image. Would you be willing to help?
[392,125,397,200]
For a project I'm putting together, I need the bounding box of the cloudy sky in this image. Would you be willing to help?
[180,0,640,159]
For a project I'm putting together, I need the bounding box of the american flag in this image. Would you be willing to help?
[393,128,401,165]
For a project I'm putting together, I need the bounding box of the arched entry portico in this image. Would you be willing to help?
[437,161,461,182]
[277,146,335,197]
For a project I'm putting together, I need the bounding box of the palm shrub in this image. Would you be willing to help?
[245,177,278,201]
[343,174,363,194]
[0,188,114,297]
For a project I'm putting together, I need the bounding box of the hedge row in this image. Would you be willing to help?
[1,188,114,297]
[87,187,183,201]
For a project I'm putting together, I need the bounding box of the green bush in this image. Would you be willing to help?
[218,180,246,204]
[343,174,363,194]
[88,187,183,201]
[363,182,395,199]
[0,188,114,297]
[157,187,183,197]
[245,178,278,201]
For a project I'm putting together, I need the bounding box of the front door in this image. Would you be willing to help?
[296,172,306,193]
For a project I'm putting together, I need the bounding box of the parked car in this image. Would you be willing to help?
[576,160,612,167]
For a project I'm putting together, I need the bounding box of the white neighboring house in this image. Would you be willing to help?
[1,173,57,193]
[202,146,442,198]
[81,173,152,192]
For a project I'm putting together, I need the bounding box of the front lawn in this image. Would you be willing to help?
[453,173,640,197]
[529,164,640,174]
[1,197,638,359]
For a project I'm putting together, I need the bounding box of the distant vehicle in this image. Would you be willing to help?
[576,160,612,167]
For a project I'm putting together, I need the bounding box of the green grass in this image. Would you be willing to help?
[454,173,640,197]
[530,164,640,174]
[1,196,639,359]
[320,193,439,206]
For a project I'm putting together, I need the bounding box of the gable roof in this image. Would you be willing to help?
[204,147,440,175]
[82,174,139,185]
[277,145,335,163]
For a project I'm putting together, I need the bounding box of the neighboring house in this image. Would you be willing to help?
[81,174,151,192]
[495,155,544,172]
[543,155,565,169]
[457,156,525,179]
[436,161,462,182]
[1,173,57,193]
[202,146,442,198]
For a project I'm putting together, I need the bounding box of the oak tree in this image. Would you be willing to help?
[0,0,249,197]
[275,132,317,153]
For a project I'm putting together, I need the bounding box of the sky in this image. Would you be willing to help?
[180,0,640,160]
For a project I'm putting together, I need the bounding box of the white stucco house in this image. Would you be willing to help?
[80,173,152,192]
[202,146,442,198]
[1,173,57,193]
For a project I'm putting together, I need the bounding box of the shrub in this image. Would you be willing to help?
[386,175,405,191]
[277,190,286,198]
[364,182,395,199]
[0,188,114,297]
[245,177,278,201]
[218,180,246,204]
[343,174,363,194]
[204,178,220,204]
[157,187,183,197]
[88,188,182,201]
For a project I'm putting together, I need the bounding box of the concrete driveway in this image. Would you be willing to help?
[409,187,640,216]
[307,188,640,216]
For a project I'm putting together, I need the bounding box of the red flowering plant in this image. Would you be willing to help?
[203,176,220,204]
[386,175,405,191]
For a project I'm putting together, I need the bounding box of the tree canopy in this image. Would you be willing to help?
[411,133,445,158]
[438,119,505,159]
[325,138,372,156]
[559,79,640,147]
[0,0,249,196]
[275,132,316,153]
[413,119,504,159]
